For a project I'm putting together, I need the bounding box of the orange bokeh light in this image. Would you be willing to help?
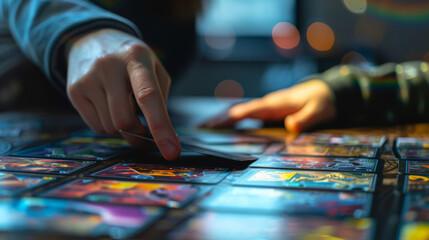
[306,22,335,51]
[214,80,244,99]
[272,22,300,50]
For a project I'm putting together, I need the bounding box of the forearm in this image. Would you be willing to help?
[0,0,141,92]
[321,61,429,126]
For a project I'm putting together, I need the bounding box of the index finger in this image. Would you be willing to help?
[127,57,181,160]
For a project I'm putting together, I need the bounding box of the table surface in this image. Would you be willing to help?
[0,97,427,240]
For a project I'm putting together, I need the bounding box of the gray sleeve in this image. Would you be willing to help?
[0,0,142,93]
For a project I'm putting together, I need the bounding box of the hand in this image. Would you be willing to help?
[201,80,336,132]
[67,28,180,160]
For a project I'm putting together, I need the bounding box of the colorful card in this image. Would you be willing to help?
[406,161,429,175]
[61,136,130,148]
[399,222,429,240]
[92,163,230,184]
[234,169,377,192]
[0,156,95,174]
[167,212,374,240]
[404,175,429,192]
[201,187,372,217]
[12,143,123,160]
[398,148,429,160]
[0,197,163,239]
[292,133,386,147]
[195,143,267,155]
[402,193,429,222]
[0,173,54,196]
[250,156,380,172]
[40,179,200,208]
[396,137,429,149]
[281,145,378,158]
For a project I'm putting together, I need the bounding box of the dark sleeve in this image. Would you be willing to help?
[0,0,142,93]
[320,61,429,126]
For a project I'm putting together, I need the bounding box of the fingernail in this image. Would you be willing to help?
[160,139,178,160]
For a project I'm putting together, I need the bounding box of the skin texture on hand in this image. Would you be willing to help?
[67,28,181,160]
[201,80,337,132]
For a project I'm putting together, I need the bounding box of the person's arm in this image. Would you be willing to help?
[0,0,140,92]
[0,0,181,160]
[202,61,429,131]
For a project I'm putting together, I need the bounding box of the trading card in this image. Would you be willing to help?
[0,156,96,174]
[12,143,124,160]
[397,148,429,160]
[0,173,54,196]
[396,137,429,149]
[92,163,230,184]
[250,156,380,173]
[0,197,163,239]
[61,136,130,148]
[402,193,429,222]
[404,175,429,192]
[233,169,377,192]
[197,143,267,155]
[178,129,275,144]
[40,179,200,208]
[292,133,386,147]
[281,145,378,158]
[406,161,429,175]
[200,186,372,217]
[166,212,374,240]
[399,222,429,240]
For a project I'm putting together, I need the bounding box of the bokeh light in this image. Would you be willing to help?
[341,51,368,65]
[272,22,300,50]
[214,80,244,99]
[306,22,335,52]
[204,26,236,50]
[343,0,367,14]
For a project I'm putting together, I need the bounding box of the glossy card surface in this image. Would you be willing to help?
[92,163,230,184]
[0,156,95,174]
[40,179,200,208]
[234,169,377,192]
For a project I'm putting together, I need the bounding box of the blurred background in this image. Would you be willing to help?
[170,0,429,98]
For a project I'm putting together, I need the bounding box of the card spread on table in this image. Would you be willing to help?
[0,172,54,196]
[250,156,379,172]
[281,145,378,158]
[12,143,123,160]
[167,212,374,240]
[92,163,230,184]
[407,161,429,175]
[405,175,429,192]
[234,169,377,192]
[40,179,200,208]
[398,148,429,160]
[200,186,371,217]
[0,156,95,174]
[396,137,429,149]
[0,197,163,239]
[292,133,386,147]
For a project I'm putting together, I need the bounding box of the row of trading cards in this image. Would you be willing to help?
[396,137,429,160]
[397,174,429,239]
[0,196,374,240]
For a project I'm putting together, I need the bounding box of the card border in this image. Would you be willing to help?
[90,163,231,185]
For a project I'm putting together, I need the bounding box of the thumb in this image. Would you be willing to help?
[284,101,335,132]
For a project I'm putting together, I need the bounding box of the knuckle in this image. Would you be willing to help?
[123,43,151,61]
[114,118,134,131]
[136,87,157,104]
